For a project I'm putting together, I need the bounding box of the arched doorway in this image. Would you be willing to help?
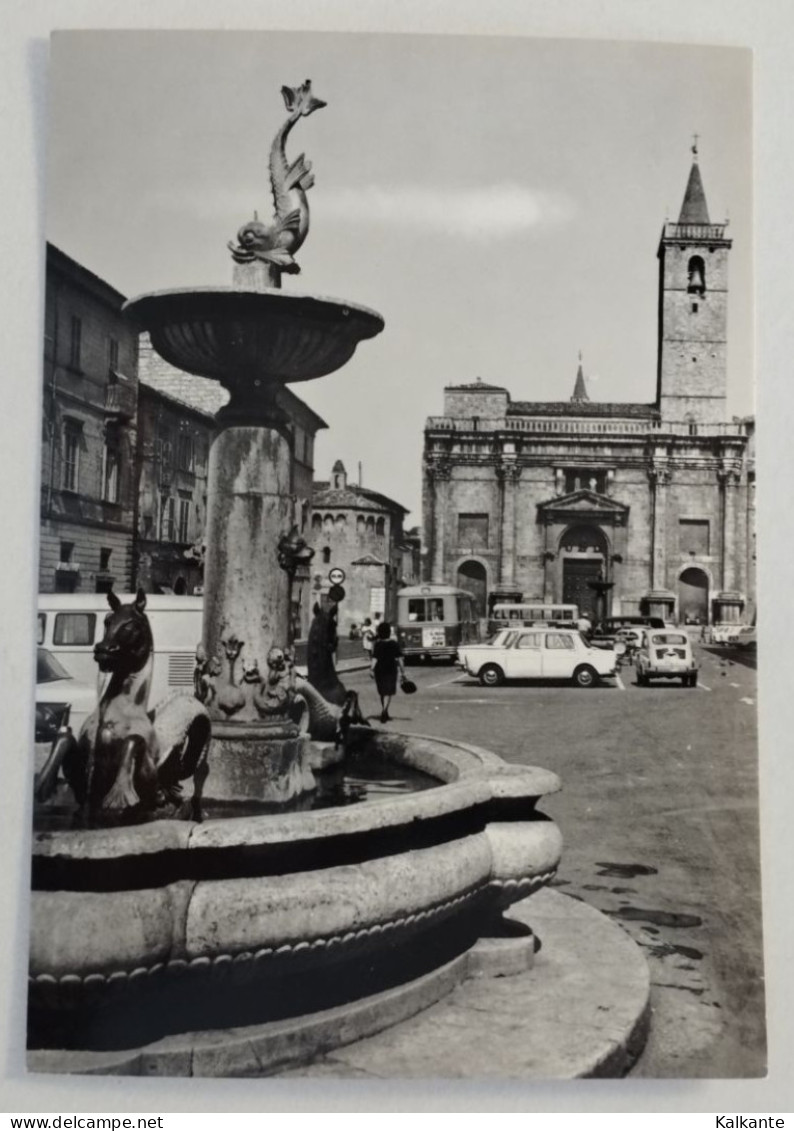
[678,567,709,625]
[457,560,488,619]
[559,523,609,620]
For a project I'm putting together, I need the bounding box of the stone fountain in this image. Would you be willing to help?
[28,84,649,1077]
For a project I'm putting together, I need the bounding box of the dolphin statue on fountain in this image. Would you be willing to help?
[228,80,327,276]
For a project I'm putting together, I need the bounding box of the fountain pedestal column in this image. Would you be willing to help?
[200,409,313,804]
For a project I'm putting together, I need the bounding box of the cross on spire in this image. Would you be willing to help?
[692,133,699,159]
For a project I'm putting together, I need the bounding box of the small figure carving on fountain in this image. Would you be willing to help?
[228,80,326,279]
[253,645,297,719]
[277,525,315,577]
[216,634,246,718]
[194,642,222,707]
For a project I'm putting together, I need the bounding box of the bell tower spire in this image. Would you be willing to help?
[656,144,732,425]
[571,352,589,403]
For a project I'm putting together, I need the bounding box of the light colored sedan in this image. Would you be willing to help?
[458,628,619,688]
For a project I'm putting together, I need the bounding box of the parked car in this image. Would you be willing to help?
[591,616,665,648]
[734,625,757,651]
[457,628,619,688]
[35,646,96,746]
[711,624,742,645]
[636,630,699,687]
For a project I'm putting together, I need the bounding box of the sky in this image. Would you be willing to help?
[47,31,753,524]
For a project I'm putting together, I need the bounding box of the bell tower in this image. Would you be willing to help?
[656,144,732,425]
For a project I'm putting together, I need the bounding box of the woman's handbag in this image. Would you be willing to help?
[400,677,417,694]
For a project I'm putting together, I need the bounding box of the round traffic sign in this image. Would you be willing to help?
[328,567,346,586]
[328,583,346,603]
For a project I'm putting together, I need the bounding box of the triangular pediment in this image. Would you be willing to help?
[537,489,629,525]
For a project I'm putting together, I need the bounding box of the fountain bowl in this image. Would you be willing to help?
[123,287,384,385]
[29,729,562,1063]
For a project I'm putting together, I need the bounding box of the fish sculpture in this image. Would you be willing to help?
[228,80,327,276]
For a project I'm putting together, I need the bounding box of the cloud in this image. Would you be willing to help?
[316,182,576,240]
[141,181,575,243]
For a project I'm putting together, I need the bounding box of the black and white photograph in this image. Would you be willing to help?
[3,15,785,1101]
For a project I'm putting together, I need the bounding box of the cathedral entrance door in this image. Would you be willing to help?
[457,560,488,619]
[563,559,604,620]
[678,567,709,624]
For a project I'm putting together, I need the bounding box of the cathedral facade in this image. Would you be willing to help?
[422,157,755,626]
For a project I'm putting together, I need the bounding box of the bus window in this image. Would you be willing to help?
[53,612,96,646]
[427,597,444,621]
[407,598,425,622]
[37,613,46,645]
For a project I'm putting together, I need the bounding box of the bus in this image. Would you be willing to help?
[396,584,481,662]
[487,602,579,637]
[37,593,203,706]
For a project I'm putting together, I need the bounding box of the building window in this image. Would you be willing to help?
[322,546,331,564]
[62,421,81,492]
[178,496,191,543]
[177,432,195,472]
[108,337,119,374]
[103,442,120,503]
[195,436,209,471]
[376,517,386,537]
[457,514,489,549]
[160,495,175,541]
[60,541,74,564]
[157,426,173,467]
[679,519,709,556]
[565,469,606,494]
[69,316,82,369]
[99,548,112,571]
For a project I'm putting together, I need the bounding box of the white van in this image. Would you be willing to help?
[37,594,203,707]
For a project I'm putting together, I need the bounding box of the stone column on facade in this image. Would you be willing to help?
[497,461,521,590]
[648,462,670,590]
[554,467,564,497]
[714,461,744,624]
[427,456,451,584]
[719,463,740,591]
[542,521,554,602]
[746,465,756,621]
[645,461,676,619]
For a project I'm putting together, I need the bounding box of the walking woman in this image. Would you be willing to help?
[370,620,404,723]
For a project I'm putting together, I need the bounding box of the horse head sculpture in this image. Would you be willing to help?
[35,590,212,827]
[94,589,153,679]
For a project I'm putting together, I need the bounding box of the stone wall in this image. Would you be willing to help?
[39,520,133,594]
[444,387,509,419]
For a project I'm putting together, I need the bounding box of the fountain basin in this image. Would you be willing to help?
[123,288,384,385]
[29,730,561,1052]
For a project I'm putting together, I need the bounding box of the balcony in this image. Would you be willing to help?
[104,373,136,421]
[662,221,730,244]
[426,415,749,439]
